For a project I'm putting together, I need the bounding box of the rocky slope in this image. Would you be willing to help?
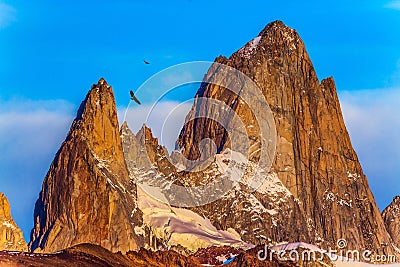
[121,123,251,252]
[0,192,27,251]
[121,122,174,176]
[0,243,332,267]
[176,20,397,255]
[0,243,201,267]
[382,196,400,248]
[29,78,143,253]
[121,120,311,250]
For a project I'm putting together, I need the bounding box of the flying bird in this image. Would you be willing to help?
[130,90,141,105]
[143,60,150,64]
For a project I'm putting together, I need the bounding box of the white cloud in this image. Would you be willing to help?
[160,71,194,89]
[385,0,400,10]
[119,101,192,152]
[0,2,16,29]
[0,98,75,169]
[339,89,400,209]
[0,98,75,240]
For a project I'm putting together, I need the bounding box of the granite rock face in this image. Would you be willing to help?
[382,196,400,248]
[121,120,310,249]
[177,21,397,254]
[0,192,27,251]
[121,122,174,176]
[29,78,143,253]
[121,124,251,252]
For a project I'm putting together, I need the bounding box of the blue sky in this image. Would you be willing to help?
[0,0,399,241]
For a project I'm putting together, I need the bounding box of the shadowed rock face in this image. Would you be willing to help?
[121,122,174,176]
[0,192,27,251]
[29,78,143,253]
[176,20,397,254]
[382,196,400,247]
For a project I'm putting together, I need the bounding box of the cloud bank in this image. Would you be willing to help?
[0,2,16,29]
[339,89,400,209]
[0,98,75,240]
[385,1,400,10]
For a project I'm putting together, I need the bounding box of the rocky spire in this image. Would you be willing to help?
[29,78,143,253]
[382,196,400,248]
[121,122,176,181]
[0,192,27,251]
[176,20,397,255]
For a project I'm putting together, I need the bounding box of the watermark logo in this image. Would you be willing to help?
[336,238,347,249]
[257,239,397,264]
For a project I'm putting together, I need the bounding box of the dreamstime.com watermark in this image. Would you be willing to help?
[257,239,397,264]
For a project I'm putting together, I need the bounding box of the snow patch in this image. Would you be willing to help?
[254,171,292,200]
[238,36,262,59]
[137,186,249,252]
[2,220,16,229]
[347,171,361,181]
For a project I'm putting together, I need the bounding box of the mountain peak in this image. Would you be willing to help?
[120,121,135,143]
[258,20,301,50]
[177,21,397,255]
[29,79,143,253]
[234,20,302,61]
[120,121,130,132]
[135,124,161,152]
[92,77,109,88]
[71,78,120,160]
[135,123,153,139]
[98,77,107,85]
[258,20,293,36]
[383,196,400,248]
[0,192,27,251]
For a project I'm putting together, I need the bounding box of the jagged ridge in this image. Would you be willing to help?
[382,196,400,248]
[0,192,27,251]
[29,78,143,253]
[176,20,397,255]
